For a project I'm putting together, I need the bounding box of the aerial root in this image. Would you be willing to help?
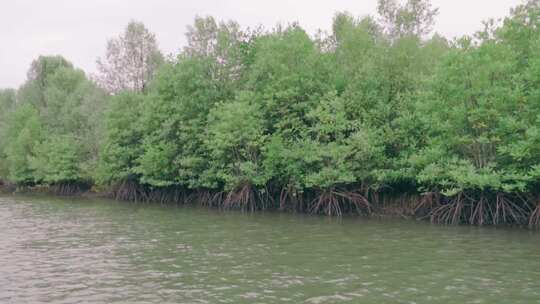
[430,193,465,225]
[223,183,258,212]
[147,187,184,205]
[429,192,531,225]
[376,194,418,218]
[414,192,441,219]
[309,188,371,216]
[197,190,212,207]
[52,182,89,196]
[112,179,148,202]
[279,186,304,212]
[102,182,537,226]
[529,198,540,228]
[495,193,530,225]
[469,194,491,225]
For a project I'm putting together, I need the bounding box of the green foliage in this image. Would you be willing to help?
[31,135,81,184]
[0,55,108,187]
[18,56,74,109]
[245,26,333,139]
[205,93,267,190]
[135,56,231,188]
[4,104,42,184]
[408,4,540,194]
[377,0,439,39]
[97,92,144,184]
[3,3,540,222]
[0,89,16,179]
[303,92,384,189]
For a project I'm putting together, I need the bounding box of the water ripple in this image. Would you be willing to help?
[1,195,540,303]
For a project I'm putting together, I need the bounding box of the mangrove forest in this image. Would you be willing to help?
[2,0,540,227]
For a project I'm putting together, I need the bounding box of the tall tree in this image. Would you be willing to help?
[377,0,439,40]
[18,56,73,108]
[6,56,107,187]
[4,104,42,185]
[96,21,163,94]
[0,89,16,125]
[98,92,145,185]
[135,57,227,189]
[0,89,17,180]
[183,16,252,86]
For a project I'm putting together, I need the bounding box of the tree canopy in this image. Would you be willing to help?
[96,21,163,94]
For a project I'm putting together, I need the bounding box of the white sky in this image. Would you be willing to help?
[0,0,524,89]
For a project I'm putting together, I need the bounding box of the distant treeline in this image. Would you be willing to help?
[2,0,540,226]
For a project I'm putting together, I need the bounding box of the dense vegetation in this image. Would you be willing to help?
[2,0,540,226]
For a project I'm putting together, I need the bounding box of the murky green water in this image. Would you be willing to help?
[1,195,539,303]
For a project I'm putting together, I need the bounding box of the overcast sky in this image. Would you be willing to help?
[0,0,524,89]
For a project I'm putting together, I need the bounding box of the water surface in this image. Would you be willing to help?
[1,195,539,303]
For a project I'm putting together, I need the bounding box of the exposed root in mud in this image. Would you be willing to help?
[428,192,531,225]
[414,192,441,219]
[309,188,371,216]
[223,183,259,212]
[147,187,185,205]
[195,190,225,208]
[279,185,305,212]
[51,182,90,196]
[375,193,419,218]
[31,177,540,227]
[111,179,148,202]
[468,194,489,225]
[528,197,540,228]
[494,193,530,225]
[529,206,540,227]
[0,181,16,194]
[430,192,466,225]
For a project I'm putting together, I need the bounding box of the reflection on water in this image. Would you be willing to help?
[1,195,539,303]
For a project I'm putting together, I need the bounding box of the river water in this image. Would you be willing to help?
[1,195,539,304]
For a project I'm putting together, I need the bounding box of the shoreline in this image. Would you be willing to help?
[1,183,535,229]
